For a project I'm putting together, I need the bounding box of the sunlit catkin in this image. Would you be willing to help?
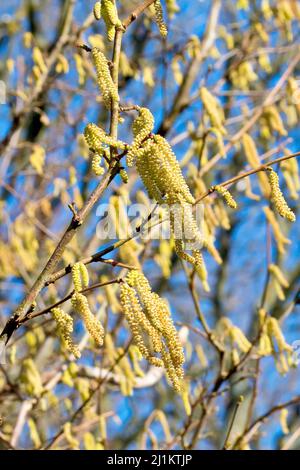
[91,151,105,176]
[266,168,296,222]
[215,317,251,359]
[120,271,185,392]
[91,48,119,107]
[71,292,105,346]
[127,107,155,167]
[120,281,163,366]
[267,317,291,354]
[242,133,270,197]
[52,307,80,359]
[154,0,168,37]
[136,136,195,205]
[93,1,102,20]
[214,185,237,209]
[200,87,226,135]
[263,206,291,254]
[280,409,289,435]
[281,157,300,200]
[120,168,128,183]
[71,262,89,292]
[21,359,43,397]
[268,264,289,288]
[101,0,120,41]
[166,0,180,17]
[32,47,47,74]
[264,106,287,136]
[84,123,126,153]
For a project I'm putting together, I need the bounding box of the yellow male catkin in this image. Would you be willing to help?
[242,133,270,197]
[280,409,289,435]
[91,48,119,108]
[74,53,86,85]
[269,264,289,288]
[120,282,163,366]
[21,359,43,397]
[154,0,168,37]
[214,185,237,209]
[64,422,79,450]
[101,0,120,41]
[214,318,251,358]
[32,47,47,74]
[264,315,294,375]
[120,271,185,392]
[264,106,287,136]
[120,168,129,183]
[266,168,296,222]
[84,123,126,152]
[128,107,210,282]
[263,206,291,254]
[127,107,155,167]
[166,0,180,17]
[91,151,105,176]
[229,326,251,353]
[93,1,102,20]
[71,292,105,346]
[200,87,226,135]
[52,307,80,359]
[135,136,195,205]
[72,262,89,292]
[267,317,291,353]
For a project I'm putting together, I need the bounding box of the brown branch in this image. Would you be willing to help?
[19,278,123,325]
[233,395,300,449]
[196,150,300,203]
[46,203,158,286]
[45,257,136,287]
[123,0,157,29]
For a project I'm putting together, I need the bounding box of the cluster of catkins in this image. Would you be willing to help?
[84,120,126,176]
[257,309,294,375]
[93,0,168,40]
[213,317,251,371]
[93,0,122,41]
[127,107,212,288]
[120,270,184,392]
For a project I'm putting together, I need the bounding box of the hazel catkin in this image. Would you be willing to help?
[214,185,237,209]
[71,262,89,292]
[93,1,102,20]
[120,271,185,392]
[154,0,168,37]
[71,292,105,346]
[101,0,121,41]
[52,307,80,359]
[266,168,296,222]
[91,48,119,108]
